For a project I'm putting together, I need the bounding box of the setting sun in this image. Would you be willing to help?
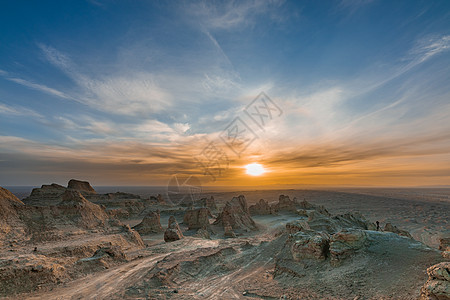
[245,163,265,176]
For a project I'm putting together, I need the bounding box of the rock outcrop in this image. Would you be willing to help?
[183,208,212,230]
[329,229,367,266]
[272,195,297,213]
[133,211,163,234]
[164,216,184,242]
[67,179,97,194]
[439,237,450,259]
[249,199,272,215]
[56,190,108,229]
[224,222,237,238]
[290,230,330,261]
[194,228,211,239]
[0,187,26,244]
[149,194,165,204]
[23,180,97,206]
[23,184,66,206]
[420,262,450,300]
[213,195,257,232]
[384,223,412,238]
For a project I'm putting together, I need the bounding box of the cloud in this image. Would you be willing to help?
[0,103,43,118]
[0,70,72,100]
[188,0,286,30]
[173,122,191,134]
[406,35,450,66]
[36,44,175,116]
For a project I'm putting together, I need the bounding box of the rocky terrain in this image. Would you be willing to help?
[1,183,449,299]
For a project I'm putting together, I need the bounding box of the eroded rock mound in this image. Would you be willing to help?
[384,222,412,238]
[0,187,26,244]
[57,190,108,229]
[224,222,237,238]
[183,208,212,230]
[133,210,163,234]
[440,237,450,259]
[67,179,97,194]
[249,199,272,215]
[272,195,297,213]
[213,195,257,232]
[23,183,66,206]
[329,229,367,266]
[290,230,330,261]
[164,216,183,242]
[420,262,450,300]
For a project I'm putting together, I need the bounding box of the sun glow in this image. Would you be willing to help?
[245,163,265,176]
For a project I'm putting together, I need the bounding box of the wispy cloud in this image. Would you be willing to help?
[0,69,72,100]
[0,103,43,118]
[188,0,286,30]
[405,34,450,67]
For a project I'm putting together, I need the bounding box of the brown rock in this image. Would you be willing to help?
[133,210,163,234]
[213,195,257,232]
[57,190,108,229]
[420,262,450,300]
[67,179,97,194]
[249,199,272,215]
[290,230,330,261]
[224,222,237,238]
[164,216,184,242]
[286,219,310,234]
[194,228,211,239]
[329,229,367,265]
[22,183,66,206]
[384,223,412,238]
[0,187,26,243]
[183,208,212,230]
[272,195,297,213]
[439,237,450,251]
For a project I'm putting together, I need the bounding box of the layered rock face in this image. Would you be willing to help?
[190,196,218,212]
[0,187,26,244]
[249,199,272,215]
[148,194,165,204]
[133,211,163,234]
[384,223,412,238]
[420,262,450,300]
[249,195,330,217]
[183,208,212,230]
[272,195,297,213]
[282,201,412,268]
[56,190,108,229]
[67,179,97,194]
[439,238,450,259]
[329,229,368,265]
[164,216,184,242]
[23,180,97,206]
[290,230,330,261]
[23,184,66,206]
[213,195,257,232]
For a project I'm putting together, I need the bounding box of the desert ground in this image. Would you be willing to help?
[1,182,449,299]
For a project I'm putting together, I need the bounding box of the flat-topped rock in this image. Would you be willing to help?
[67,179,97,194]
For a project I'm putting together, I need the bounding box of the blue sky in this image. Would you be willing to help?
[1,0,449,186]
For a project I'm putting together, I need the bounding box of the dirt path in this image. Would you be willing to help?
[24,239,222,300]
[25,254,165,300]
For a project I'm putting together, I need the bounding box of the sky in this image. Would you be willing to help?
[0,0,449,187]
